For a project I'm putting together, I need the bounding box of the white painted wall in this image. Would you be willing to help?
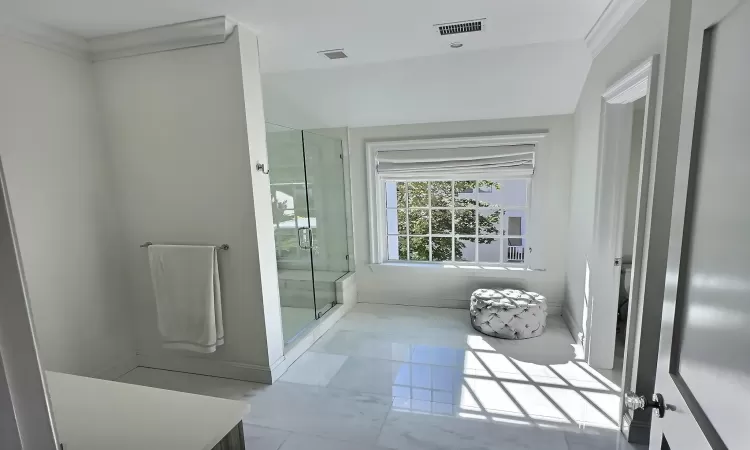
[262,41,591,129]
[564,0,670,334]
[349,115,574,315]
[0,36,135,379]
[94,28,283,382]
[237,25,286,371]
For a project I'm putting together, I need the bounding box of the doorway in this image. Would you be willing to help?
[587,57,659,371]
[584,56,662,441]
[612,96,647,388]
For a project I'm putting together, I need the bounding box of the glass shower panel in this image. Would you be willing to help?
[301,131,349,319]
[266,124,316,343]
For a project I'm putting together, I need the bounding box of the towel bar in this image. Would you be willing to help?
[140,242,229,250]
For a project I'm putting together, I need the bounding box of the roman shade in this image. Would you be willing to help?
[375,144,535,178]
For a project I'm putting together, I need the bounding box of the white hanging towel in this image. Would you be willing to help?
[148,245,224,353]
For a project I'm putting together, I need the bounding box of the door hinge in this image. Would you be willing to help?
[614,257,623,267]
[345,254,349,260]
[340,154,343,160]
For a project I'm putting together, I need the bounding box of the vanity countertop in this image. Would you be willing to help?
[46,371,249,450]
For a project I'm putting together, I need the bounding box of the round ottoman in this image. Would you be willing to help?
[470,288,547,339]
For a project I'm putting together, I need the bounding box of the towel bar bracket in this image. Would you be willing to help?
[140,242,229,251]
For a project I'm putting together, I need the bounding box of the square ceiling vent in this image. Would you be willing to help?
[434,18,486,36]
[318,48,348,59]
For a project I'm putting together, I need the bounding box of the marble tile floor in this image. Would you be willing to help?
[118,303,644,450]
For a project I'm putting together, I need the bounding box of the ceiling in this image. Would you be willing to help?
[3,0,611,73]
[263,40,592,129]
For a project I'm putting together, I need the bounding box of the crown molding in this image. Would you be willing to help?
[0,15,90,60]
[602,56,655,104]
[585,0,647,58]
[0,16,237,62]
[88,16,236,61]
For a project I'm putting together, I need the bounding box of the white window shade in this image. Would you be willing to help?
[375,144,535,179]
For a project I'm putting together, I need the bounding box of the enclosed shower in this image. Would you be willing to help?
[266,124,350,344]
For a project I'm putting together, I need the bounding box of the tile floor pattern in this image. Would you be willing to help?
[119,304,645,450]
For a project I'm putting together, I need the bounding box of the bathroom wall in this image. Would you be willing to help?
[564,0,669,337]
[0,35,134,379]
[94,27,283,382]
[348,115,574,314]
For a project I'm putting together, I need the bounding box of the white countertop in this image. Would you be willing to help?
[46,371,249,450]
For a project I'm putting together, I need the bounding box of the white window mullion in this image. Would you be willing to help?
[427,181,432,262]
[525,177,532,267]
[451,180,455,262]
[500,206,506,264]
[474,180,479,262]
[405,182,410,261]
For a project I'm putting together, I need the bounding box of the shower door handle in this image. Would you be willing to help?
[297,227,311,250]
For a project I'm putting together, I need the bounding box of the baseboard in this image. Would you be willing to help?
[360,298,562,316]
[621,412,651,445]
[136,353,272,384]
[562,306,584,344]
[133,298,354,385]
[93,353,138,381]
[360,297,470,309]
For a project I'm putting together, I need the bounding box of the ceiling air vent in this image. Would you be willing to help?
[435,19,486,36]
[318,48,348,60]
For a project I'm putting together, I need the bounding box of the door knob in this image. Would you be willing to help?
[624,391,666,418]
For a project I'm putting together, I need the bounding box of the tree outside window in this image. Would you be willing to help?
[385,179,528,263]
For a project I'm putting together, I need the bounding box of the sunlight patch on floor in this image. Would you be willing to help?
[390,331,623,432]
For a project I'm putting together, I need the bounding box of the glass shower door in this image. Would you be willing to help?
[267,124,317,343]
[301,131,349,320]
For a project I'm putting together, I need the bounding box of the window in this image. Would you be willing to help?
[366,134,545,266]
[384,179,529,264]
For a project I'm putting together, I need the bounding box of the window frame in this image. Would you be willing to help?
[384,179,531,264]
[366,133,546,267]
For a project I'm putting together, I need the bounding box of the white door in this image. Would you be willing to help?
[587,102,634,370]
[650,0,750,448]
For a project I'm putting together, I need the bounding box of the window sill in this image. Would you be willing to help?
[367,262,546,278]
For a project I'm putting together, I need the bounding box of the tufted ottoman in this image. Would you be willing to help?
[470,288,547,339]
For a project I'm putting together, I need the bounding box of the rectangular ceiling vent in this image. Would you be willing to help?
[318,48,348,60]
[435,19,486,36]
